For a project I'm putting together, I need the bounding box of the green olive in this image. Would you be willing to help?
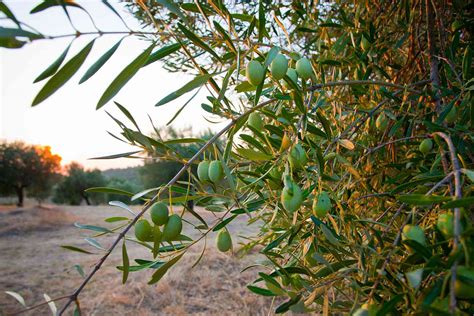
[313,191,332,218]
[455,266,474,299]
[162,214,182,241]
[402,224,427,250]
[270,54,288,80]
[216,229,232,252]
[150,202,169,226]
[208,160,224,183]
[281,178,303,213]
[248,112,264,130]
[135,219,153,242]
[288,143,307,170]
[246,60,265,86]
[295,57,313,80]
[419,139,433,155]
[197,160,210,182]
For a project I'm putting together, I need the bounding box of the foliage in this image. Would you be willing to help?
[0,141,61,206]
[1,0,473,315]
[53,162,106,205]
[105,177,141,204]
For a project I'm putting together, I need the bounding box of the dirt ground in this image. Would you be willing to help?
[0,204,280,315]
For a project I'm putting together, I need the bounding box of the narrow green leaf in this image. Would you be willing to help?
[122,241,129,284]
[97,43,154,109]
[85,186,134,196]
[73,222,113,233]
[79,38,122,84]
[156,74,212,106]
[85,237,105,250]
[32,39,95,106]
[30,0,81,14]
[105,216,129,223]
[89,150,142,159]
[0,3,21,27]
[73,264,85,278]
[156,0,188,24]
[148,253,184,284]
[177,23,220,60]
[212,215,237,231]
[0,26,43,39]
[264,46,280,67]
[60,245,94,254]
[258,0,265,42]
[34,42,71,83]
[247,285,276,296]
[442,197,474,209]
[397,194,451,205]
[145,42,182,66]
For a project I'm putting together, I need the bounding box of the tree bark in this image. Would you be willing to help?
[16,186,24,207]
[83,194,91,206]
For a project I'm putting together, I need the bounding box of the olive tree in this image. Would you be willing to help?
[1,0,473,315]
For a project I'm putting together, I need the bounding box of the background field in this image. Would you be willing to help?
[0,203,281,315]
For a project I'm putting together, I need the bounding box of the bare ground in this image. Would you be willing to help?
[0,204,280,315]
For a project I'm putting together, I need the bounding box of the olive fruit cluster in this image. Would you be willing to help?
[134,202,183,243]
[197,160,224,183]
[216,229,232,252]
[246,53,313,87]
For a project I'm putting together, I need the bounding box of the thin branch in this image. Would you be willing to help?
[425,0,442,113]
[433,132,463,313]
[9,295,70,315]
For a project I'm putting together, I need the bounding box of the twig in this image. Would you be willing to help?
[8,295,70,315]
[433,132,463,313]
[425,0,442,113]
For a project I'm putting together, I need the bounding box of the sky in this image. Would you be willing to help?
[0,1,225,170]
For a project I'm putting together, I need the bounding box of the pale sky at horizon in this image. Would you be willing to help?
[0,0,225,170]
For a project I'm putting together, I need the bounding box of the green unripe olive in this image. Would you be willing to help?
[150,202,169,226]
[283,68,298,89]
[419,139,433,155]
[270,54,288,80]
[437,212,463,239]
[288,143,307,170]
[313,191,331,218]
[402,224,427,249]
[135,219,152,242]
[197,160,210,182]
[162,214,182,241]
[281,179,303,213]
[455,266,474,299]
[246,60,265,86]
[248,112,264,130]
[208,160,224,183]
[216,229,232,252]
[295,57,313,80]
[445,106,457,123]
[375,113,388,131]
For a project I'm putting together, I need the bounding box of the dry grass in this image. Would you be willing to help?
[0,205,284,315]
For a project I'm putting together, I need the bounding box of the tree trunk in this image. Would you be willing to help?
[16,186,24,207]
[83,194,91,206]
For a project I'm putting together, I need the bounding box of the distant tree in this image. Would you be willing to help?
[0,142,61,207]
[53,162,106,205]
[106,177,141,204]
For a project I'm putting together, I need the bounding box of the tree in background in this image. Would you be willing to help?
[106,177,141,204]
[53,162,106,205]
[1,1,473,315]
[0,142,61,206]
